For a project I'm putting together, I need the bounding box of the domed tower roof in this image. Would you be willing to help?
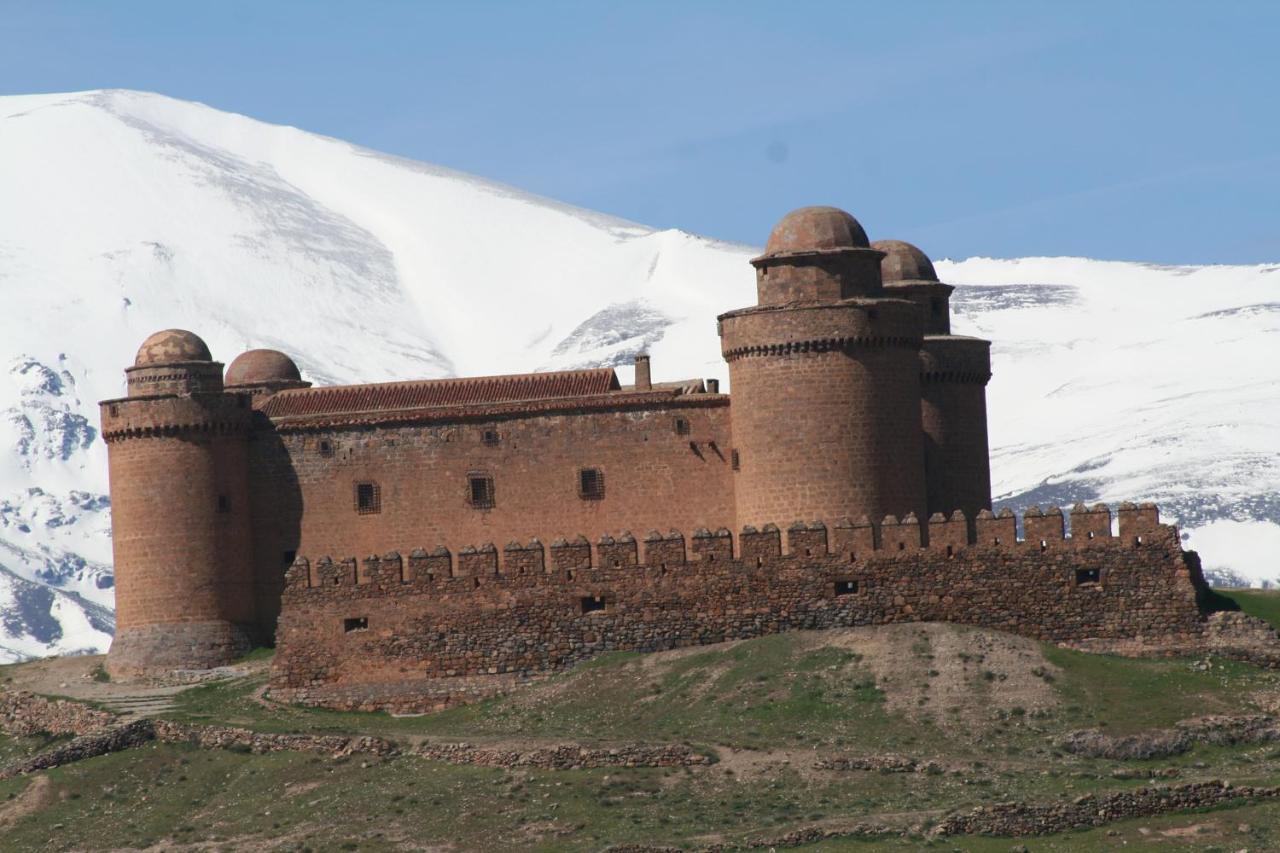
[225,349,303,387]
[759,206,871,259]
[134,329,212,366]
[872,239,938,284]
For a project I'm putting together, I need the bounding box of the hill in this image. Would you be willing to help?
[5,597,1280,849]
[0,89,1277,660]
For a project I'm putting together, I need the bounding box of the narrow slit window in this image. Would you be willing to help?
[216,495,231,513]
[343,617,368,633]
[579,468,605,501]
[355,482,381,514]
[731,449,740,471]
[468,474,495,508]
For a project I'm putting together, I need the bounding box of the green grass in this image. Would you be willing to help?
[1041,645,1275,734]
[1216,587,1280,632]
[9,624,1280,849]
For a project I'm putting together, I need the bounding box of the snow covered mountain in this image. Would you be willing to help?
[0,89,1275,661]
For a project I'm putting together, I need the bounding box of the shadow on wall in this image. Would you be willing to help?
[249,410,303,645]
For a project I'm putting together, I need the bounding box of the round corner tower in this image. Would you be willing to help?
[101,330,257,678]
[873,240,992,520]
[719,207,927,530]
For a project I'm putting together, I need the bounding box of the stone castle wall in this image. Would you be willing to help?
[269,502,1209,712]
[246,397,737,633]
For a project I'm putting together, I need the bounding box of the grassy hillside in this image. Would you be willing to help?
[3,615,1280,850]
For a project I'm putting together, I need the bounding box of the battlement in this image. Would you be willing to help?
[283,502,1167,594]
[271,499,1205,712]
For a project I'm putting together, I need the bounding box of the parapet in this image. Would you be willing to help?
[919,336,992,385]
[283,502,1171,596]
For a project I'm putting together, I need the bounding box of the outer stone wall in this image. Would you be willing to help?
[269,503,1210,712]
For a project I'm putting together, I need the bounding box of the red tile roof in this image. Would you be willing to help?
[261,367,622,420]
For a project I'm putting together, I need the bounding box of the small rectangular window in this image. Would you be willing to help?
[355,482,381,514]
[481,429,500,446]
[217,495,230,513]
[1075,568,1101,586]
[579,468,605,500]
[343,617,368,633]
[318,439,334,458]
[835,579,859,596]
[109,404,119,417]
[468,474,495,508]
[674,417,690,436]
[731,449,740,471]
[580,595,606,614]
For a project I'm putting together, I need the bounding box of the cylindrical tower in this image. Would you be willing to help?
[875,240,993,519]
[101,330,256,678]
[720,207,927,530]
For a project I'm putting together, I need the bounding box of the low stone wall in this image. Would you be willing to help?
[0,719,155,779]
[1056,714,1280,760]
[815,754,945,774]
[413,742,710,769]
[0,691,115,738]
[930,781,1279,837]
[150,721,399,758]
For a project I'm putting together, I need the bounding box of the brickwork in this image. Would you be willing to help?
[720,299,927,528]
[920,337,992,520]
[269,503,1214,711]
[101,392,257,677]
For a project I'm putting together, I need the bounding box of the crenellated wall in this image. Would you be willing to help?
[269,502,1210,712]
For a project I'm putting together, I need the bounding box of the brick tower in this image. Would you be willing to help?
[873,240,992,520]
[100,330,257,677]
[719,207,927,530]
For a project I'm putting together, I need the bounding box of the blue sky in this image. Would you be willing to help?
[4,1,1278,263]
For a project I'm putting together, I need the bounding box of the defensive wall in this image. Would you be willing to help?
[269,501,1212,712]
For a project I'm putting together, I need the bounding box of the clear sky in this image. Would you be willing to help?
[4,0,1278,264]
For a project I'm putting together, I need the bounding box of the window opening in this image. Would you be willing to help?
[468,474,495,508]
[481,429,500,446]
[835,580,858,596]
[343,617,368,632]
[580,595,606,614]
[217,495,230,513]
[355,482,381,514]
[1075,568,1101,586]
[674,417,690,436]
[318,439,334,458]
[578,468,605,500]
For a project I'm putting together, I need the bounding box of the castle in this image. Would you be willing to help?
[100,206,1214,706]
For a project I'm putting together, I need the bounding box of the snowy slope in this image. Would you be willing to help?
[0,89,1275,661]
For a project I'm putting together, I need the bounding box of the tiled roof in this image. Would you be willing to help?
[261,368,622,420]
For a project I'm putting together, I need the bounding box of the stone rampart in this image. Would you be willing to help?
[269,502,1216,711]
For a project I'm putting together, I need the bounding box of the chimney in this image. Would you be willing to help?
[634,354,652,390]
[706,378,720,394]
